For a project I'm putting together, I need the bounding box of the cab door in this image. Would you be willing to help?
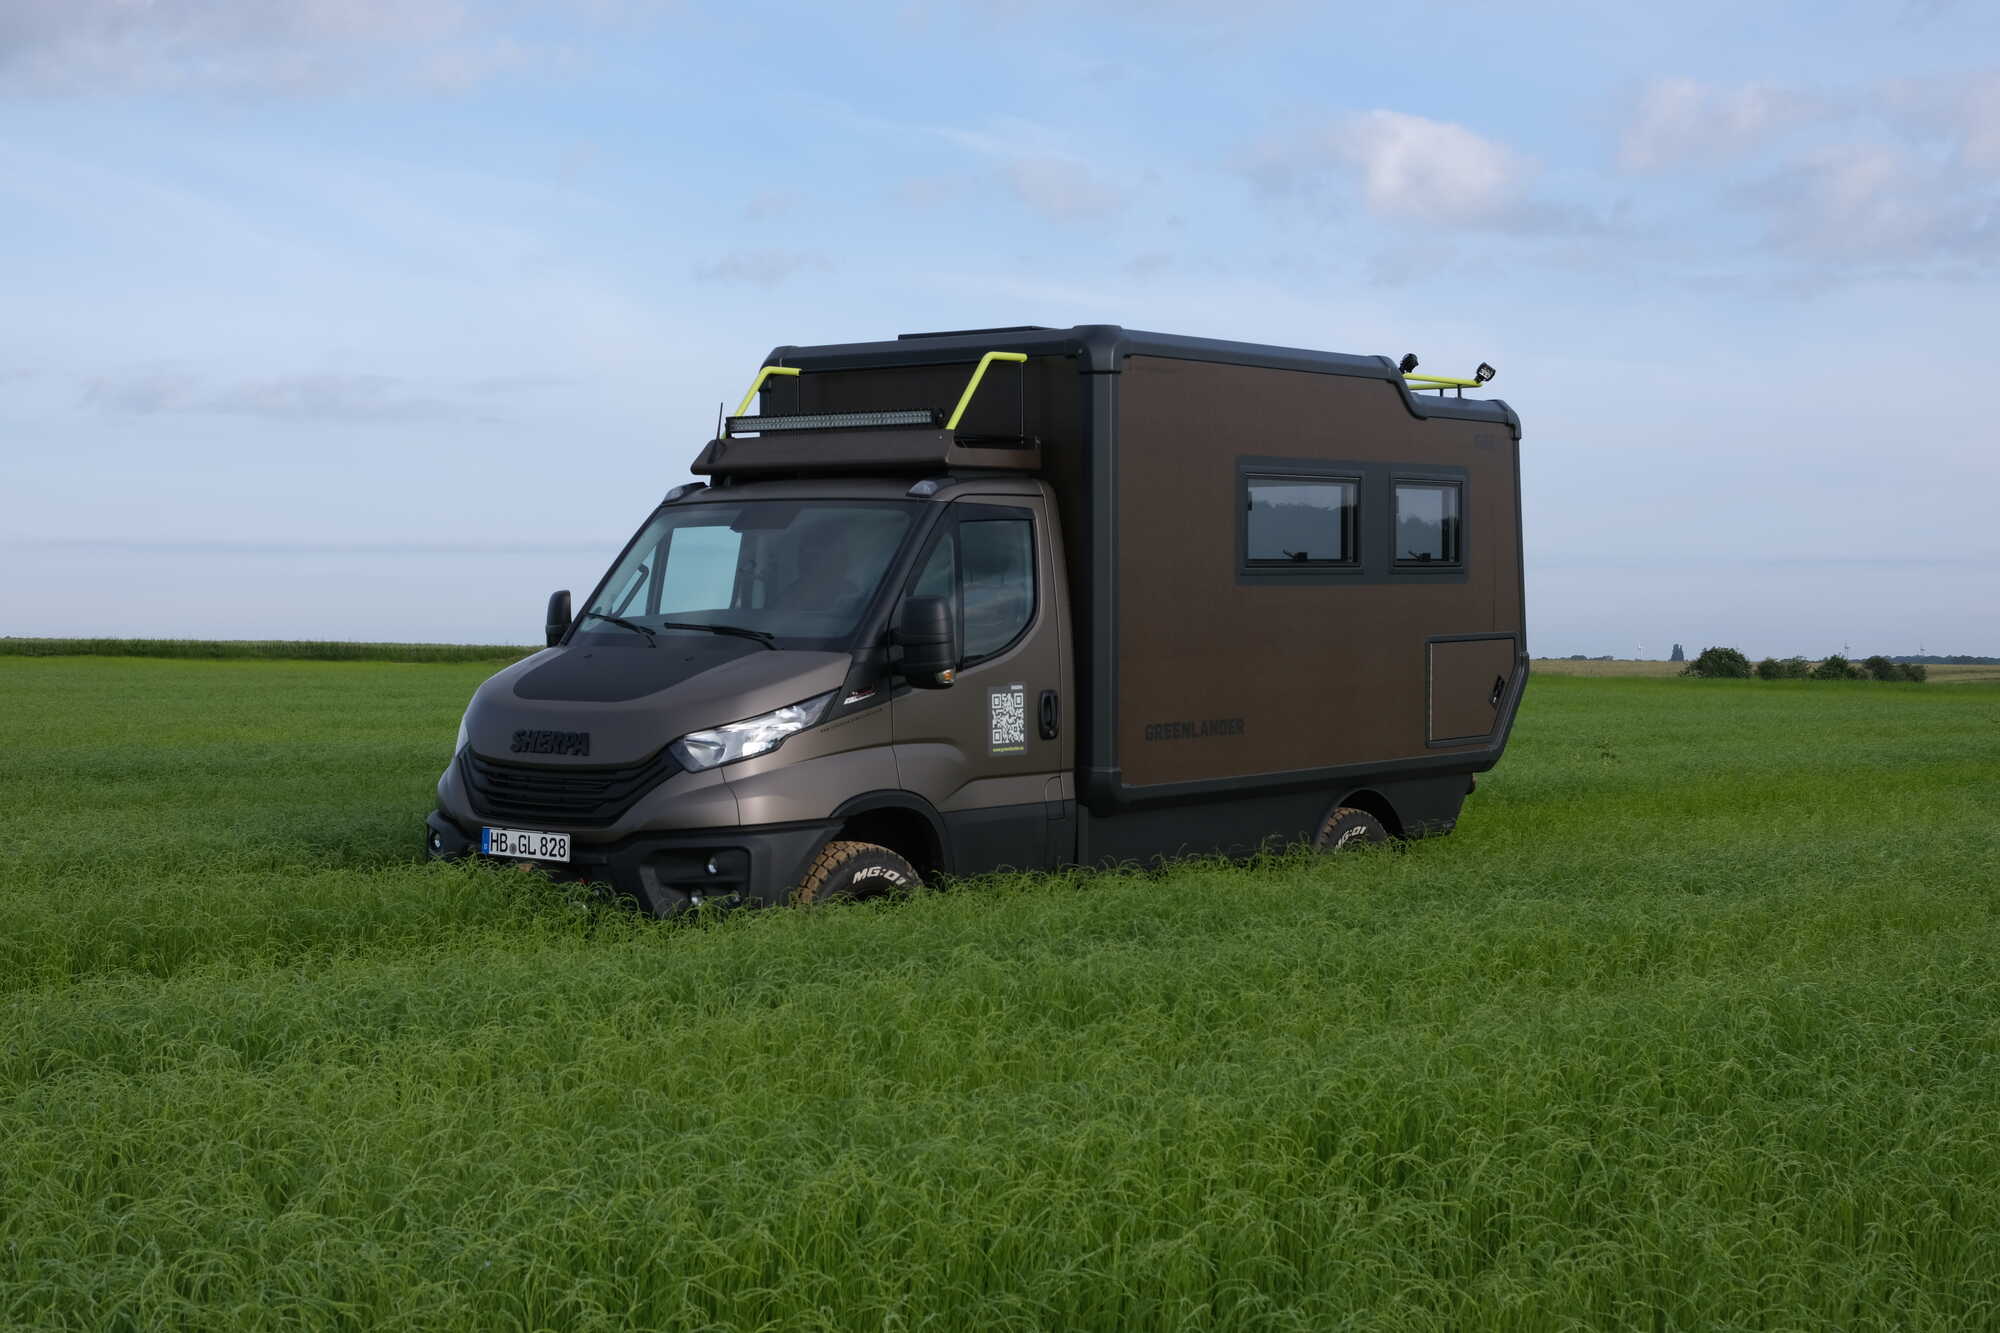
[891,494,1072,873]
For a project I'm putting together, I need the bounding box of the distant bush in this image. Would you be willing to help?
[1726,652,1928,684]
[1756,656,1812,680]
[1683,646,1752,678]
[1861,656,1927,683]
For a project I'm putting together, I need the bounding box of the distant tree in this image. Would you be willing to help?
[1861,656,1925,683]
[1683,646,1752,678]
[1669,643,1685,663]
[1812,654,1865,681]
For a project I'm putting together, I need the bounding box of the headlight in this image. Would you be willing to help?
[455,712,471,752]
[669,691,836,772]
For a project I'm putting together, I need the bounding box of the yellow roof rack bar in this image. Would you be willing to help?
[724,351,1030,438]
[730,365,801,421]
[1405,374,1482,389]
[945,351,1028,431]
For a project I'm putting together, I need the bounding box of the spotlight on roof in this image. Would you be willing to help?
[1398,353,1420,375]
[1474,362,1497,384]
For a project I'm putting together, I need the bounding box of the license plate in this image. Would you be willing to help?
[481,827,570,863]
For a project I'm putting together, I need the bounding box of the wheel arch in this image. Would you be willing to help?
[1328,787,1404,840]
[827,791,948,879]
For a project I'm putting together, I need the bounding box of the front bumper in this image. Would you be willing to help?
[425,809,832,916]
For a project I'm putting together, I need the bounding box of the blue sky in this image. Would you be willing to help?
[3,0,1996,656]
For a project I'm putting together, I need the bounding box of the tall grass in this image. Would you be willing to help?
[3,659,1998,1329]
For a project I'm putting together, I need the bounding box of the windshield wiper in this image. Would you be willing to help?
[575,612,656,646]
[657,620,776,650]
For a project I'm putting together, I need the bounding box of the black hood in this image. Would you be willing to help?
[459,639,853,768]
[515,634,762,703]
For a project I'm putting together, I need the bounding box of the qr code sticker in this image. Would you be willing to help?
[989,684,1026,753]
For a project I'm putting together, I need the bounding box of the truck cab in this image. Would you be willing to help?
[426,325,1526,912]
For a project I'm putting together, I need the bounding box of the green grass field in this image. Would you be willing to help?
[4,657,1999,1330]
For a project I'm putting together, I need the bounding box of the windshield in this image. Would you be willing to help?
[580,499,923,650]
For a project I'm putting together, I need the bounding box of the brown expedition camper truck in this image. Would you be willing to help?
[425,325,1527,913]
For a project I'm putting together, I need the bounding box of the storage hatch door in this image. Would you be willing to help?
[1428,634,1518,745]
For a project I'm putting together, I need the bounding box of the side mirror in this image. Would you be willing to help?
[545,589,572,647]
[893,596,958,688]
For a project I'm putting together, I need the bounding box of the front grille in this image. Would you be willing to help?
[459,745,680,828]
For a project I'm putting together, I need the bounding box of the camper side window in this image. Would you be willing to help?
[1245,475,1358,566]
[1394,482,1462,565]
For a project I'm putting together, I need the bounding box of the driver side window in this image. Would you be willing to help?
[910,512,1035,664]
[961,519,1034,658]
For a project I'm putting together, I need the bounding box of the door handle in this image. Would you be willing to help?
[1039,689,1060,740]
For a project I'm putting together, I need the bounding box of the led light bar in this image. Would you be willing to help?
[726,409,941,434]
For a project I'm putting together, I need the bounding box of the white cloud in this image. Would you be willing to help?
[1612,73,2000,275]
[82,367,499,422]
[1627,71,2000,177]
[1742,141,1997,263]
[1620,77,1822,170]
[81,365,202,414]
[206,372,469,423]
[911,115,1133,222]
[1237,110,1539,230]
[1960,74,2000,170]
[1336,110,1528,226]
[892,174,971,208]
[738,190,801,222]
[1004,156,1125,222]
[691,250,832,287]
[1881,70,2000,173]
[0,0,660,94]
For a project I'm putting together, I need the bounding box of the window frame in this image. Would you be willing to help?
[1391,477,1466,570]
[900,502,1040,668]
[1234,456,1470,587]
[1240,470,1363,573]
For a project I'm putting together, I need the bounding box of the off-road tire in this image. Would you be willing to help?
[793,840,922,905]
[1315,806,1390,853]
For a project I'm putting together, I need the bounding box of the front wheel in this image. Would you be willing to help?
[1315,806,1390,852]
[793,840,922,905]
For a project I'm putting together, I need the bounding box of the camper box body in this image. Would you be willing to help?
[735,325,1527,861]
[427,325,1525,911]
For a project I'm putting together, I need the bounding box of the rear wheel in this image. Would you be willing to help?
[1315,806,1389,853]
[793,840,922,905]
